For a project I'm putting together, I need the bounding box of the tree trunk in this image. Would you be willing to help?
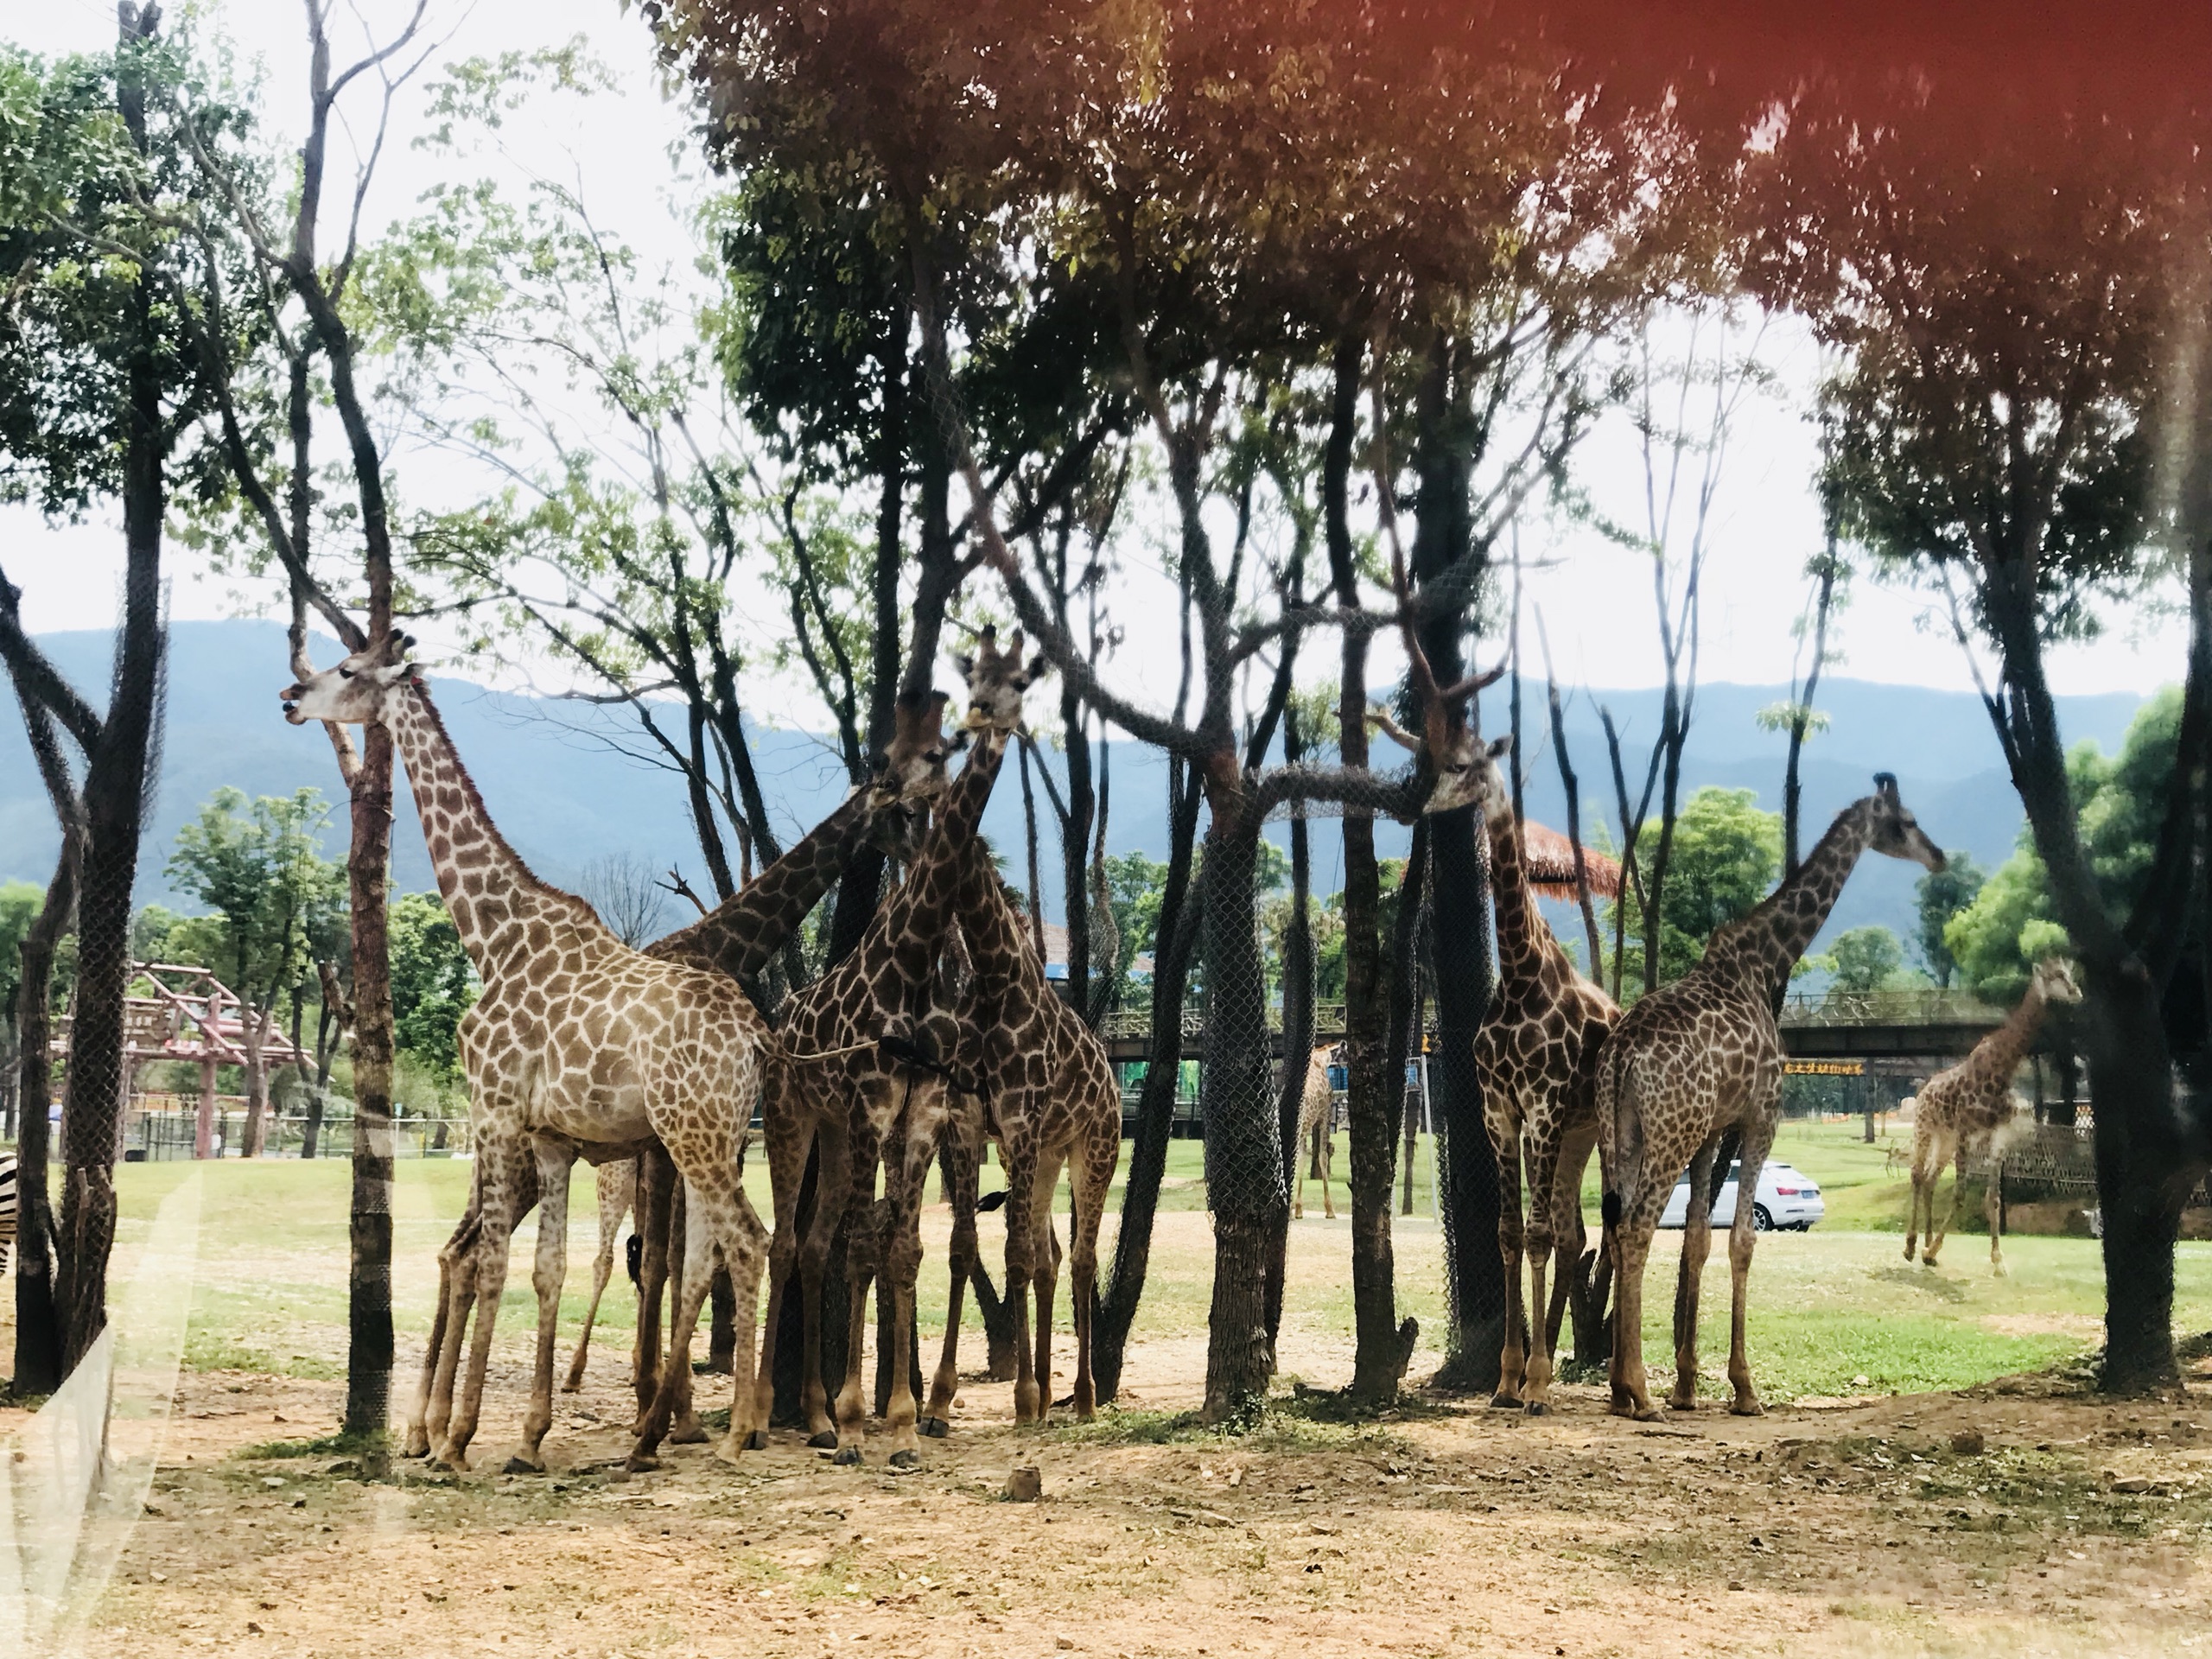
[1408,325,1504,1391]
[242,1001,273,1158]
[1426,810,1505,1392]
[1198,798,1281,1421]
[11,842,75,1395]
[1264,717,1314,1366]
[342,721,398,1447]
[2085,973,2192,1393]
[1092,766,1204,1404]
[1364,818,1430,1396]
[54,245,166,1374]
[1059,697,1096,1020]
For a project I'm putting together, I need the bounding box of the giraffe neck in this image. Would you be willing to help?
[1486,810,1578,997]
[1711,797,1878,999]
[1979,980,2051,1077]
[956,836,1045,1001]
[874,725,1014,1006]
[385,679,603,976]
[645,787,873,981]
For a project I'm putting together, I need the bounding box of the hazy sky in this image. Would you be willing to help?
[4,1,2190,713]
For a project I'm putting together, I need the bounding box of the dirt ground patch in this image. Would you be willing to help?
[67,1332,2212,1659]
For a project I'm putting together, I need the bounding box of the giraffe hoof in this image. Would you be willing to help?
[1489,1391,1524,1411]
[625,1452,661,1474]
[744,1430,769,1452]
[807,1430,840,1451]
[671,1418,709,1446]
[1524,1401,1550,1419]
[888,1449,921,1471]
[1632,1406,1664,1424]
[501,1454,546,1476]
[919,1417,950,1440]
[831,1446,863,1467]
[559,1378,583,1395]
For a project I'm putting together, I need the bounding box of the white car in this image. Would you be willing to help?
[1658,1160,1824,1232]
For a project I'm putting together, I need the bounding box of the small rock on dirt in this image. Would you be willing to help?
[1056,1640,1077,1652]
[2113,1476,2155,1494]
[1951,1429,1986,1456]
[1007,1465,1043,1503]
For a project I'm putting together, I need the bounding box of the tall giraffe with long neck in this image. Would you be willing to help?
[1468,740,1621,1417]
[754,628,1039,1468]
[549,690,954,1396]
[922,834,1122,1436]
[283,631,776,1473]
[1597,775,1945,1421]
[1907,956,2081,1274]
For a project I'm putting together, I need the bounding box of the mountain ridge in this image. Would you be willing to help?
[0,620,2149,957]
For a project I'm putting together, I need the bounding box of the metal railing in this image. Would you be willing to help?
[126,1110,473,1162]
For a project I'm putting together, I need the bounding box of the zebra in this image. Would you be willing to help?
[0,1154,16,1277]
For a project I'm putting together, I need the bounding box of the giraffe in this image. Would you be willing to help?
[1458,740,1623,1416]
[919,835,1123,1436]
[1292,1044,1341,1221]
[411,690,952,1443]
[753,627,1040,1468]
[283,630,774,1474]
[1906,957,2081,1275]
[1596,775,1945,1421]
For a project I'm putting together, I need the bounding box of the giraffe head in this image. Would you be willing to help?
[1865,772,1947,873]
[866,690,956,855]
[952,626,1046,734]
[281,629,416,726]
[2031,955,2083,1006]
[1374,547,1506,813]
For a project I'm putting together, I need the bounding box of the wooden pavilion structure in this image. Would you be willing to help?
[51,963,308,1159]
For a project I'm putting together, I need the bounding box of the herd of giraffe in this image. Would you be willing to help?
[283,626,1122,1474]
[278,605,2064,1467]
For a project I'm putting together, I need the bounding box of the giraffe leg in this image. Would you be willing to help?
[1001,1136,1043,1426]
[829,1111,884,1463]
[798,1116,854,1448]
[1294,1119,1307,1220]
[1522,1123,1577,1417]
[1492,1128,1528,1409]
[1929,1141,1964,1274]
[881,1101,944,1467]
[435,1159,519,1471]
[1669,1139,1720,1412]
[662,1178,708,1446]
[1030,1154,1066,1421]
[1320,1122,1336,1221]
[627,1177,722,1471]
[1068,1123,1114,1421]
[924,1108,982,1439]
[1726,1118,1777,1416]
[1904,1127,1933,1262]
[830,1211,879,1465]
[508,1137,576,1474]
[685,1173,769,1467]
[565,1160,632,1392]
[1987,1155,2007,1277]
[408,1191,480,1458]
[1611,1211,1662,1421]
[752,1103,811,1447]
[630,1147,676,1433]
[1925,1138,1962,1268]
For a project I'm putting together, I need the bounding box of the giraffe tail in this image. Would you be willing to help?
[1596,1044,1643,1235]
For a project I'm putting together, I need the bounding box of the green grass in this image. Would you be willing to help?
[28,1122,2207,1408]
